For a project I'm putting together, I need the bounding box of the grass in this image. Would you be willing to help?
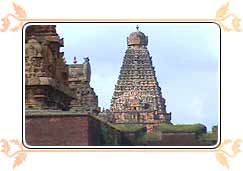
[158,123,206,135]
[111,124,145,132]
[92,115,145,132]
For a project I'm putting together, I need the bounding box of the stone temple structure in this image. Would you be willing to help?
[25,25,99,113]
[68,57,99,113]
[110,26,171,124]
[25,25,74,110]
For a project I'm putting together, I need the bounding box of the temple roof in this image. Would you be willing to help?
[127,26,148,46]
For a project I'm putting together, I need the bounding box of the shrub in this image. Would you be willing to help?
[200,133,217,141]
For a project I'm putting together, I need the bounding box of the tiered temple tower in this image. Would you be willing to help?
[110,26,171,124]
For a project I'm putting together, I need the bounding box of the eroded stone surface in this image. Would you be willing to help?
[25,25,73,110]
[68,57,99,114]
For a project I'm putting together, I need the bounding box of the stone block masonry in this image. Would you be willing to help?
[25,114,90,146]
[25,111,145,146]
[25,25,74,110]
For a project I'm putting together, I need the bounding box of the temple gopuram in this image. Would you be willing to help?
[110,26,171,124]
[25,25,98,113]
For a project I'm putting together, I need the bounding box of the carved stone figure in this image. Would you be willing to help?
[25,38,42,58]
[82,57,91,83]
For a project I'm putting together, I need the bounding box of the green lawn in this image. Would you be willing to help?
[158,123,206,135]
[111,124,145,132]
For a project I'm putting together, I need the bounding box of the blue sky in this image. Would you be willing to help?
[56,23,219,131]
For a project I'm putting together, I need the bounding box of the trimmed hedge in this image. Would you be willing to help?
[158,123,206,135]
[94,115,145,132]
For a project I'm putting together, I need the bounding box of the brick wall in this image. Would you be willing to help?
[136,132,203,146]
[25,115,90,146]
[25,114,143,146]
[25,114,204,146]
[160,133,201,146]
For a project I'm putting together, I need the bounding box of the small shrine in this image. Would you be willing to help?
[68,57,99,113]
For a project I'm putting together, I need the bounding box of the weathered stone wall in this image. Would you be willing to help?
[88,117,146,146]
[135,132,204,146]
[160,133,201,146]
[25,25,74,109]
[25,114,145,146]
[25,115,90,146]
[88,117,124,145]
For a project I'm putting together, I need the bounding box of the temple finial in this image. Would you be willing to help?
[73,56,77,64]
[84,56,89,63]
[136,25,139,31]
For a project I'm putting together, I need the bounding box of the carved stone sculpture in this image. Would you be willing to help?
[25,37,42,58]
[82,57,91,83]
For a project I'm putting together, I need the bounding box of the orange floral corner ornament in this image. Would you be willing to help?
[215,139,242,170]
[0,139,27,169]
[0,2,27,32]
[215,2,242,32]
